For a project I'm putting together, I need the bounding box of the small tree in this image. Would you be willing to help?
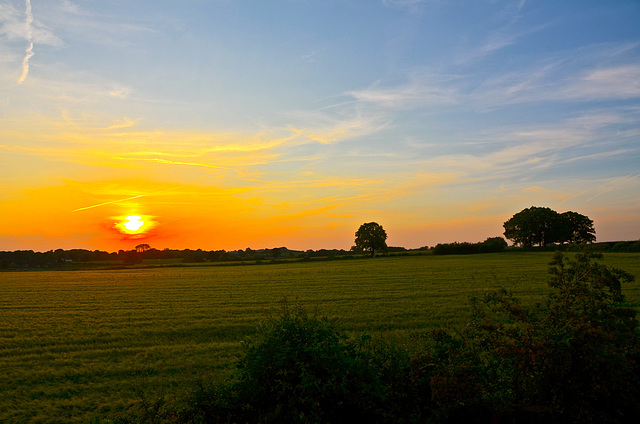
[354,222,388,257]
[135,243,151,253]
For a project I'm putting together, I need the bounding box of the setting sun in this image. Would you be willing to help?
[123,216,144,232]
[112,214,158,240]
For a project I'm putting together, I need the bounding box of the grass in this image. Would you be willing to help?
[1,251,638,423]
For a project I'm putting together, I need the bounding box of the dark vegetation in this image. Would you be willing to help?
[3,239,639,270]
[433,237,508,255]
[5,242,639,272]
[353,222,388,256]
[104,252,639,424]
[503,206,596,247]
[0,207,629,270]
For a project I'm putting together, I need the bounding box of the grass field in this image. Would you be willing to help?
[1,252,639,423]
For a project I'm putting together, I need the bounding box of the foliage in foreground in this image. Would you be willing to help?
[111,252,639,424]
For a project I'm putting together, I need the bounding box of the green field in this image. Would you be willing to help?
[1,252,639,423]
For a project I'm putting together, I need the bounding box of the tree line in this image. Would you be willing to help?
[1,206,634,269]
[433,237,508,255]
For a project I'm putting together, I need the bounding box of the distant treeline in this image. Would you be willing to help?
[0,245,411,269]
[2,240,639,269]
[433,237,508,255]
[434,238,640,255]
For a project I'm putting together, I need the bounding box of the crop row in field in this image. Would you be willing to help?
[1,252,638,423]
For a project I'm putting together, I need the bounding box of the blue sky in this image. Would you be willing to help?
[1,0,639,251]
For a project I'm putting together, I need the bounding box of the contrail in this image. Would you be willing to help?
[70,187,182,212]
[586,171,640,203]
[18,0,34,84]
[71,194,146,212]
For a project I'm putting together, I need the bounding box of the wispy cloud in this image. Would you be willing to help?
[347,73,460,110]
[470,43,640,108]
[285,108,390,144]
[17,41,34,84]
[453,1,547,65]
[108,87,131,99]
[414,111,635,183]
[0,1,55,42]
[113,156,230,170]
[561,65,640,101]
[17,0,34,84]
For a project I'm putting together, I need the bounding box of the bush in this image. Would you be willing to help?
[182,302,415,424]
[440,252,640,423]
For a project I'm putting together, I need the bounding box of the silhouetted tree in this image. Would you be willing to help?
[135,243,151,253]
[354,222,388,257]
[503,206,568,247]
[561,211,596,243]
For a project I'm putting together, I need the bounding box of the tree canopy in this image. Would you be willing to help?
[354,222,388,256]
[503,206,595,247]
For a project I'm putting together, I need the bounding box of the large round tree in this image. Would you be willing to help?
[503,206,595,247]
[503,206,567,247]
[354,222,388,257]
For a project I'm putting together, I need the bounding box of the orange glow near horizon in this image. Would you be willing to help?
[0,174,637,253]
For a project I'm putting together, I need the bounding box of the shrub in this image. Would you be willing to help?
[447,252,640,423]
[184,302,406,423]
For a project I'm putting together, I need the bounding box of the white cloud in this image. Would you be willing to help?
[17,41,34,84]
[17,0,34,84]
[347,73,460,110]
[285,108,391,144]
[561,65,640,100]
[0,1,62,45]
[108,87,131,99]
[471,54,640,109]
[416,111,636,181]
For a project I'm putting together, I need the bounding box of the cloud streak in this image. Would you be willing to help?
[71,187,181,212]
[17,0,34,84]
[347,73,460,110]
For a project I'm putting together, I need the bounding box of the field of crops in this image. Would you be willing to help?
[1,252,639,423]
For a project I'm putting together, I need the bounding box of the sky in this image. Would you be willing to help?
[1,0,639,252]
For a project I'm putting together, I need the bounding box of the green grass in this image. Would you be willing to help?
[1,252,638,423]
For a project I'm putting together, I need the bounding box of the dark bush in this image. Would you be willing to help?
[441,252,640,423]
[181,302,424,424]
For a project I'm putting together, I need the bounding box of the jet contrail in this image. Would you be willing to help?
[18,0,34,84]
[70,187,182,212]
[71,194,146,212]
[586,171,640,203]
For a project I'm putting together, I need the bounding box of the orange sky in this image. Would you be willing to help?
[1,1,639,252]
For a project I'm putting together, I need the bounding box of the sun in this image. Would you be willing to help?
[123,215,144,232]
[113,214,157,238]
